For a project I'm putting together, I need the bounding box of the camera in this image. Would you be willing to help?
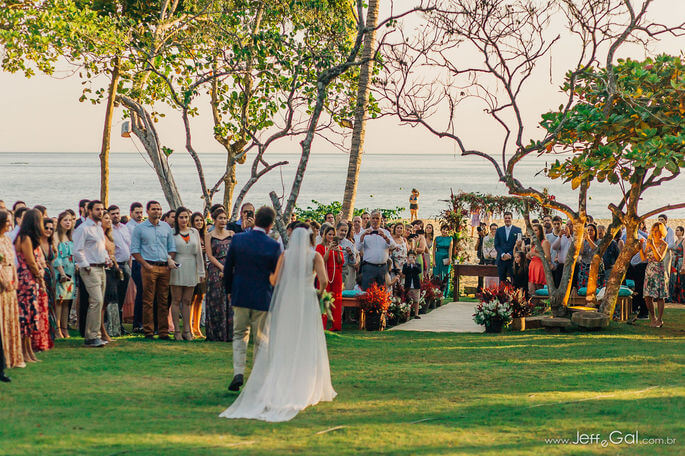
[245,210,254,218]
[370,230,379,235]
[408,233,418,240]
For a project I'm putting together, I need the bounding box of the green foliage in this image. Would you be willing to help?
[294,199,404,222]
[541,55,685,190]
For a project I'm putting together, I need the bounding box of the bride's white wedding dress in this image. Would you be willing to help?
[219,228,337,422]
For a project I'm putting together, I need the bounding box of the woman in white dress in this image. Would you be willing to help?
[169,207,205,341]
[219,227,337,422]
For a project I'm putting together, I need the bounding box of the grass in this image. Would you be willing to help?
[1,309,684,456]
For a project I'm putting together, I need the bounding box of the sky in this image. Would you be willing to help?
[0,1,683,160]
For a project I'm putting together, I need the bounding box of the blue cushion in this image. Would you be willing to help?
[577,287,587,296]
[534,288,549,297]
[625,280,635,290]
[618,286,633,297]
[342,290,364,298]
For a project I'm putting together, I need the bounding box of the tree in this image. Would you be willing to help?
[340,0,380,221]
[542,55,685,316]
[378,0,684,316]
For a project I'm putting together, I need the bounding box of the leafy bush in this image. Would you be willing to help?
[294,200,404,222]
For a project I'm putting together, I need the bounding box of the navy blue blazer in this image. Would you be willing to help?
[494,225,522,264]
[223,229,281,312]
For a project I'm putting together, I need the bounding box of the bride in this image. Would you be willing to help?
[219,226,337,422]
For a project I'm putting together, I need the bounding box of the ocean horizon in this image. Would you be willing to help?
[1,151,683,219]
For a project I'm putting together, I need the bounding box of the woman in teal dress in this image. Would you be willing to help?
[433,224,453,295]
[53,211,75,338]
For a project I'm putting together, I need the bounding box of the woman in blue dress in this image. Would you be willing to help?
[433,224,453,295]
[53,211,75,338]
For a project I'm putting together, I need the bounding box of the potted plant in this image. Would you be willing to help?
[473,300,513,333]
[358,283,391,331]
[508,287,535,331]
[387,297,411,326]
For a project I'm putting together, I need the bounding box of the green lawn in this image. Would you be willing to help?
[1,309,684,455]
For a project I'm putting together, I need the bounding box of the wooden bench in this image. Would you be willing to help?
[452,264,499,300]
[342,296,365,330]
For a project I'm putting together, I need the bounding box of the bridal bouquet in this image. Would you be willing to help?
[319,291,335,320]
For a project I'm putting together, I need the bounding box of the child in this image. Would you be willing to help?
[470,205,481,237]
[402,250,422,319]
[409,189,420,222]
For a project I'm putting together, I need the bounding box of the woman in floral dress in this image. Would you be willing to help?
[204,208,234,342]
[641,222,669,328]
[0,210,25,368]
[15,209,52,359]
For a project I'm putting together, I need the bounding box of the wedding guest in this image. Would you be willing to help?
[190,212,207,338]
[425,223,435,273]
[577,223,599,289]
[53,211,74,338]
[361,212,370,229]
[512,251,529,293]
[126,202,144,332]
[317,225,344,331]
[73,200,110,347]
[337,221,358,291]
[101,211,119,340]
[109,205,131,335]
[323,213,335,226]
[170,207,205,341]
[34,205,48,218]
[658,214,675,298]
[0,210,25,368]
[410,220,429,277]
[527,224,551,295]
[40,218,57,341]
[402,251,422,319]
[433,224,454,293]
[668,226,684,303]
[602,229,621,277]
[204,207,234,341]
[12,201,26,212]
[547,216,563,244]
[227,203,255,234]
[15,209,51,358]
[409,189,419,222]
[356,211,395,290]
[494,212,522,283]
[131,200,176,340]
[8,207,28,242]
[481,223,499,289]
[390,223,408,281]
[551,221,573,287]
[162,210,176,231]
[470,206,480,237]
[640,223,669,327]
[627,227,649,320]
[351,216,364,244]
[75,199,89,228]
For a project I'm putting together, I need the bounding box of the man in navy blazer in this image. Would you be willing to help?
[223,206,282,391]
[494,211,522,282]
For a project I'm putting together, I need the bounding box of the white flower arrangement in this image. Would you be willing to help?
[473,300,513,327]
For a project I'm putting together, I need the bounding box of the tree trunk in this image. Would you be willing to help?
[223,148,238,217]
[599,222,639,316]
[116,94,183,209]
[99,57,121,206]
[341,0,380,221]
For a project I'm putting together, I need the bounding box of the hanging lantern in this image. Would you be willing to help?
[121,120,131,138]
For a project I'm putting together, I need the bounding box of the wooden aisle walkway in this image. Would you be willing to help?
[389,302,484,333]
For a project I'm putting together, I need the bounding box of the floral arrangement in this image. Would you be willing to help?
[420,278,443,305]
[319,291,335,320]
[387,297,411,324]
[358,283,392,315]
[473,300,513,328]
[508,286,535,318]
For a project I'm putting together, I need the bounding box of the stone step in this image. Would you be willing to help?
[572,311,610,330]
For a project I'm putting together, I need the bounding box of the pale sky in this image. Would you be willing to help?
[0,1,683,160]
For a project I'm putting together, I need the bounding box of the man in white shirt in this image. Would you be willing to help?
[356,211,396,290]
[73,200,110,348]
[126,202,144,331]
[551,220,573,287]
[109,205,132,334]
[351,216,364,244]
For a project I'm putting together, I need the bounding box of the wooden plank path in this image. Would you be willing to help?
[389,302,484,333]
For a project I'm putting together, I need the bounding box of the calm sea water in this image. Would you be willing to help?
[1,152,683,219]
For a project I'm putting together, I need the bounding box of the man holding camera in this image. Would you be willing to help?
[228,203,256,234]
[356,211,396,290]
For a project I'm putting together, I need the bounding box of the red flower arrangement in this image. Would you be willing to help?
[358,283,392,315]
[420,278,443,304]
[478,282,535,318]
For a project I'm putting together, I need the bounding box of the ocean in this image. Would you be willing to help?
[1,152,683,219]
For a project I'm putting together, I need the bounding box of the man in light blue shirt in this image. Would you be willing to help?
[131,201,177,339]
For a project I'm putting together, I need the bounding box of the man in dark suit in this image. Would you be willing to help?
[494,211,522,282]
[223,206,282,391]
